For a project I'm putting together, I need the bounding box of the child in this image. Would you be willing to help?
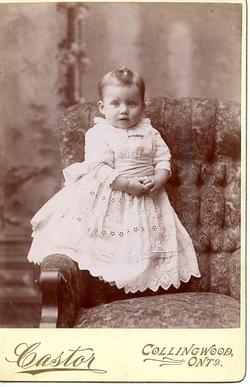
[27,66,201,293]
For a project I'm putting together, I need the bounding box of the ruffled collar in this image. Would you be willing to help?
[93,116,152,131]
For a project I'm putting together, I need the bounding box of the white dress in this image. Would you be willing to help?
[27,117,201,293]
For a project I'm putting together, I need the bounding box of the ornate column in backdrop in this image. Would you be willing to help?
[57,2,90,106]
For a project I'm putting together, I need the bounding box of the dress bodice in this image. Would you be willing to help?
[85,117,171,178]
[63,117,171,185]
[103,119,155,177]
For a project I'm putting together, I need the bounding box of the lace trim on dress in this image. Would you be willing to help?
[122,272,201,294]
[28,244,200,294]
[28,234,201,293]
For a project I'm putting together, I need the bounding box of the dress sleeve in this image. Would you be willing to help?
[153,131,172,173]
[84,128,119,185]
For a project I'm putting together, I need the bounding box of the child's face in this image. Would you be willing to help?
[98,83,144,129]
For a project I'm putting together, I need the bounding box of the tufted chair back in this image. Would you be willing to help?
[58,97,241,304]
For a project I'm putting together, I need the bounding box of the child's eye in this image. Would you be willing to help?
[128,101,137,106]
[111,101,120,106]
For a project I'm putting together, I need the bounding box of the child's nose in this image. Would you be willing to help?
[120,104,129,114]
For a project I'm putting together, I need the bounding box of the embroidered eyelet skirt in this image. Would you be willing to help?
[28,173,201,293]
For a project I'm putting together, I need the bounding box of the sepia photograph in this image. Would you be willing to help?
[0,0,246,382]
[0,0,243,329]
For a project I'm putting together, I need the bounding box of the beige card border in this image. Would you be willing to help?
[0,0,246,382]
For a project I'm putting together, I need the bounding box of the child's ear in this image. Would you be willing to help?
[98,100,105,115]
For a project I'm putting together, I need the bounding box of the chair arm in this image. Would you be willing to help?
[39,254,82,328]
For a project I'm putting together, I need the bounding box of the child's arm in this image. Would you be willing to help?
[145,130,171,196]
[111,176,152,196]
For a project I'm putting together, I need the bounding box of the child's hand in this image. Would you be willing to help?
[147,177,161,196]
[138,176,152,185]
[137,176,154,195]
[126,180,151,196]
[147,170,170,196]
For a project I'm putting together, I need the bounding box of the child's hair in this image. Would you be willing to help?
[98,66,145,101]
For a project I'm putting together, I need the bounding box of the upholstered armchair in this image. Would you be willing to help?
[38,97,241,328]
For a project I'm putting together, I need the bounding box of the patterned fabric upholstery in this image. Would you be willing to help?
[75,292,240,329]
